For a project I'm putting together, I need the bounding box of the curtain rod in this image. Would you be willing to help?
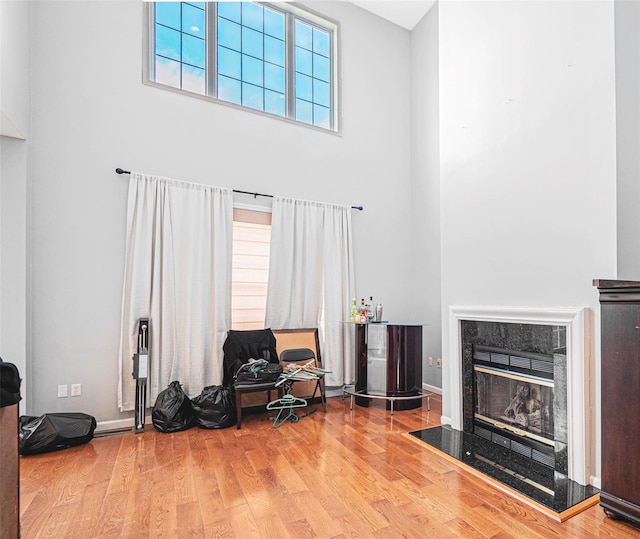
[115,168,363,211]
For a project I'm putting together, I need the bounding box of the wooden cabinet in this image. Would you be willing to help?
[0,403,20,537]
[595,279,640,525]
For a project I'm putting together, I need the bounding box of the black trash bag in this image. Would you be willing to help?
[0,357,21,407]
[191,385,236,429]
[19,412,96,456]
[152,380,196,433]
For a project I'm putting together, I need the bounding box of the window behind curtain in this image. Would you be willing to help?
[232,208,271,330]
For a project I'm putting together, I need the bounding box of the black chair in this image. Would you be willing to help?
[222,329,282,429]
[279,348,326,413]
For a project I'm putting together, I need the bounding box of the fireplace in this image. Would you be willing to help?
[447,306,591,486]
[409,306,597,517]
[473,345,556,468]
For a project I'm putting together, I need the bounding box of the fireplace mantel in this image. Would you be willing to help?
[446,305,592,486]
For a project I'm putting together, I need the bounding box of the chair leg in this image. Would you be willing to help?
[320,378,327,413]
[236,391,242,429]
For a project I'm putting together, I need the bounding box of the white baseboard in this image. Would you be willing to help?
[96,414,152,433]
[422,383,442,395]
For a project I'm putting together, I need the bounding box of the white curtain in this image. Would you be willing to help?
[118,173,233,411]
[265,197,355,387]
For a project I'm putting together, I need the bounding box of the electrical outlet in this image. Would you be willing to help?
[57,384,68,398]
[70,383,82,397]
[437,358,442,368]
[428,356,433,367]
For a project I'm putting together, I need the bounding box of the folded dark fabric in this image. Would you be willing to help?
[0,358,21,407]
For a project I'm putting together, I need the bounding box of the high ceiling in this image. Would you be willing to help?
[350,1,435,31]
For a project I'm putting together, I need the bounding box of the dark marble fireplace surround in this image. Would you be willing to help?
[461,320,569,475]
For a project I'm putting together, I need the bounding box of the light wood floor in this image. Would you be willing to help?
[19,395,640,538]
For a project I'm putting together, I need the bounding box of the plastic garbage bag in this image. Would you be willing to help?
[152,380,196,433]
[191,385,236,429]
[19,412,96,455]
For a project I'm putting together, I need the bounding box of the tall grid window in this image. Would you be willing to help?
[147,2,338,131]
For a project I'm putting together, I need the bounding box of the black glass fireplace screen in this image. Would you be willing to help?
[474,366,554,445]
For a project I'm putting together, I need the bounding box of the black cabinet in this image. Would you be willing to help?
[354,323,423,410]
[595,279,640,525]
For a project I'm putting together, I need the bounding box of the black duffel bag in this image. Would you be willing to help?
[19,412,96,455]
[234,358,283,385]
[191,385,236,429]
[152,381,196,433]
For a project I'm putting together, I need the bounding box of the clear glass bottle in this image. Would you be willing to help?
[367,296,375,322]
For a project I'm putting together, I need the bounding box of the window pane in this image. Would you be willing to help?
[313,104,330,129]
[218,74,241,104]
[182,34,205,68]
[295,73,312,102]
[313,28,329,57]
[218,17,241,50]
[156,25,181,61]
[242,27,263,59]
[264,63,284,93]
[313,79,329,107]
[242,54,263,87]
[295,20,312,50]
[218,46,241,79]
[242,2,263,32]
[218,2,241,23]
[156,2,180,30]
[242,82,263,111]
[156,56,181,88]
[265,89,285,116]
[313,53,330,82]
[182,64,205,94]
[186,2,205,9]
[296,98,312,124]
[182,3,205,38]
[264,36,284,67]
[264,8,285,40]
[295,47,312,76]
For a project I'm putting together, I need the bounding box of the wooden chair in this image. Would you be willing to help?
[222,329,281,429]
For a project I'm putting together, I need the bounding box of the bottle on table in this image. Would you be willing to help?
[350,298,357,322]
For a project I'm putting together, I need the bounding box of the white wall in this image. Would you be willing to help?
[615,0,640,279]
[410,4,442,390]
[0,0,31,412]
[438,1,617,484]
[27,1,412,423]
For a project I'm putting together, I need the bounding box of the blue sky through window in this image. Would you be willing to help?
[155,2,206,92]
[294,20,331,127]
[151,2,334,130]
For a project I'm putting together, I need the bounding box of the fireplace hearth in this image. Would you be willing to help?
[408,425,599,519]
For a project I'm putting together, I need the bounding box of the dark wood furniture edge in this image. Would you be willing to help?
[600,492,640,527]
